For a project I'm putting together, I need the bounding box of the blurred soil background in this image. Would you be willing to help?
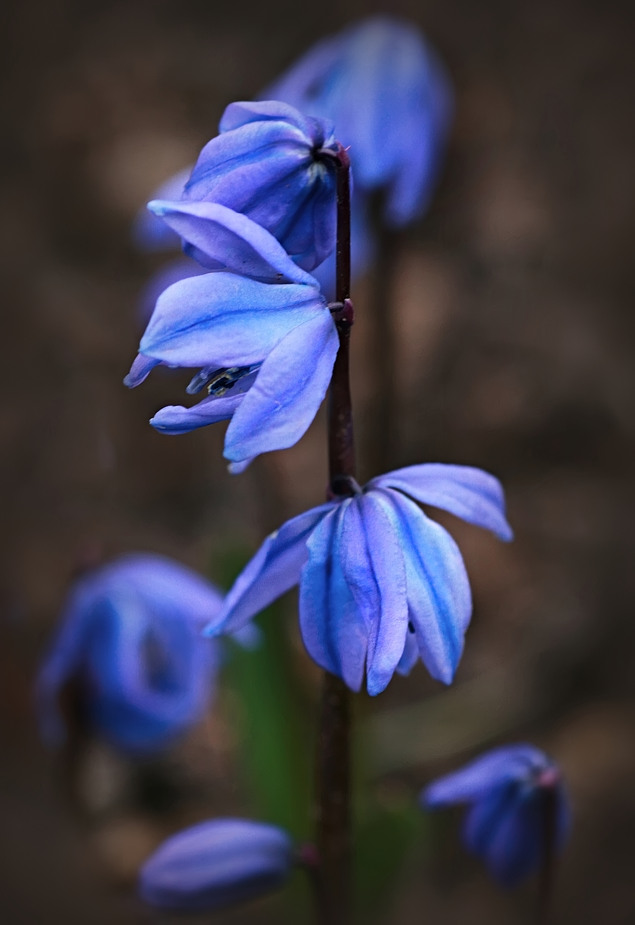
[1,0,634,923]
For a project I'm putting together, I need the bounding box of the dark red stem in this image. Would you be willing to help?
[315,143,354,925]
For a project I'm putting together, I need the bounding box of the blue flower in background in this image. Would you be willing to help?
[182,100,338,271]
[132,166,192,251]
[421,745,571,886]
[36,554,228,753]
[207,464,512,695]
[139,818,294,911]
[124,203,338,471]
[264,16,453,227]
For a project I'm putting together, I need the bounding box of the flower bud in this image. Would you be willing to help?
[139,818,294,911]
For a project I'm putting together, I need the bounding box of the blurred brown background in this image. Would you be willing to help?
[1,0,634,923]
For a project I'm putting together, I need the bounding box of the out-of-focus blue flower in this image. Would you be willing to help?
[421,745,571,886]
[124,202,338,471]
[206,464,512,695]
[36,554,226,753]
[181,100,338,271]
[132,166,192,251]
[264,16,452,227]
[139,818,294,911]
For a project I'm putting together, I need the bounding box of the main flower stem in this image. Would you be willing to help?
[315,143,354,925]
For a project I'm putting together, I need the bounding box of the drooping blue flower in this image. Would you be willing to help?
[264,16,453,227]
[421,745,571,886]
[206,464,512,695]
[179,100,339,271]
[139,818,294,911]
[125,202,338,471]
[36,553,229,753]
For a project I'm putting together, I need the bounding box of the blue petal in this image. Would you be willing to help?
[147,200,316,285]
[299,504,368,691]
[382,52,453,225]
[224,310,338,463]
[345,493,408,696]
[186,118,315,200]
[396,630,419,676]
[139,818,293,912]
[206,503,335,636]
[220,99,333,143]
[468,784,546,886]
[369,463,513,541]
[138,272,324,368]
[84,591,213,752]
[464,769,572,887]
[422,745,549,807]
[150,375,255,435]
[380,489,471,684]
[124,353,161,388]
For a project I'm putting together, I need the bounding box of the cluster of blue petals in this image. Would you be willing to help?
[182,100,338,271]
[125,201,339,471]
[264,16,453,227]
[139,818,294,911]
[422,745,571,886]
[36,554,225,753]
[206,464,512,695]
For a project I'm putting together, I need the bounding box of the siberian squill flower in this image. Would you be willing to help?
[206,464,512,695]
[124,202,338,471]
[36,554,226,753]
[421,745,571,886]
[180,99,338,271]
[139,818,294,911]
[264,16,452,227]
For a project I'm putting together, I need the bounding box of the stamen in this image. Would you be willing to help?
[186,364,261,397]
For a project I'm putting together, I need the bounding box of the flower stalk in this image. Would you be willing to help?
[316,143,354,925]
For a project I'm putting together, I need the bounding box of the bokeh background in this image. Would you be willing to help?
[2,0,634,922]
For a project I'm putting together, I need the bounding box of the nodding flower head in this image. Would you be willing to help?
[264,16,453,227]
[206,463,512,695]
[36,554,226,753]
[421,745,571,886]
[180,99,339,271]
[139,818,295,912]
[124,204,339,472]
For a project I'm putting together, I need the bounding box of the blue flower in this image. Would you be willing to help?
[36,553,228,753]
[206,464,512,695]
[124,203,339,471]
[421,745,571,886]
[181,100,338,271]
[264,16,453,227]
[139,818,294,911]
